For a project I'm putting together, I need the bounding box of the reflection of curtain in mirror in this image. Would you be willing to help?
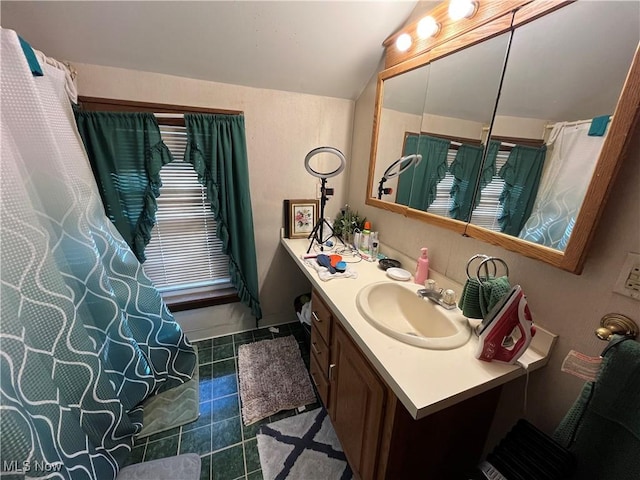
[397,134,450,210]
[519,122,605,250]
[498,144,547,236]
[449,141,500,221]
[396,133,419,206]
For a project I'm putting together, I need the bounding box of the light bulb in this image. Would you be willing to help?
[448,0,478,21]
[396,33,412,52]
[417,16,440,39]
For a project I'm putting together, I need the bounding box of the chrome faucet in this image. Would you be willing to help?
[417,284,457,310]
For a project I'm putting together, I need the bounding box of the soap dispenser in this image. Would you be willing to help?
[415,247,429,285]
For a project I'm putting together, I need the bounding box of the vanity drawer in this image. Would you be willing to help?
[309,353,329,407]
[311,290,332,344]
[311,326,330,376]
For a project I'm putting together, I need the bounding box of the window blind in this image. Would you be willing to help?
[427,150,457,217]
[142,124,231,293]
[427,147,508,231]
[469,150,509,231]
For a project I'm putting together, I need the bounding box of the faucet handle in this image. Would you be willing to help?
[442,289,456,307]
[425,279,437,291]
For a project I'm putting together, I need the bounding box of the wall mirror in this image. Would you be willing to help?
[367,1,640,273]
[373,63,430,202]
[397,32,510,220]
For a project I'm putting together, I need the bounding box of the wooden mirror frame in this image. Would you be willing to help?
[366,0,640,274]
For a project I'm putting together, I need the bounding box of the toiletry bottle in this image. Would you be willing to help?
[370,232,379,260]
[360,221,371,253]
[415,247,429,285]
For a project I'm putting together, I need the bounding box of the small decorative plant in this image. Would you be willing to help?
[333,205,365,242]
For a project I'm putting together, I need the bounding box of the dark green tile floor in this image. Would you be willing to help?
[125,321,320,480]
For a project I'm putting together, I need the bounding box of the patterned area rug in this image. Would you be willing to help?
[256,408,352,480]
[238,336,316,425]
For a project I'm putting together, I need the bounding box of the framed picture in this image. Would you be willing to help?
[284,199,319,238]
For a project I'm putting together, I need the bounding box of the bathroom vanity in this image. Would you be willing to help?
[281,236,556,479]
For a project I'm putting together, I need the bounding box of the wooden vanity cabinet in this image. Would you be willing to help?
[309,289,501,480]
[309,290,331,406]
[330,321,386,480]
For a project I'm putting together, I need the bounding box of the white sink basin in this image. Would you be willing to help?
[356,281,471,350]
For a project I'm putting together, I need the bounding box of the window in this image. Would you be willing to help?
[429,138,541,232]
[427,145,509,231]
[142,124,233,300]
[469,150,509,231]
[77,97,244,310]
[426,149,457,217]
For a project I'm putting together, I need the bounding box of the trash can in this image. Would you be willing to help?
[294,293,312,343]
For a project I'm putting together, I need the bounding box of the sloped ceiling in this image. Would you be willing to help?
[1,0,431,100]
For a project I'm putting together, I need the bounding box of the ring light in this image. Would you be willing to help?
[383,154,422,180]
[304,146,346,179]
[377,154,422,199]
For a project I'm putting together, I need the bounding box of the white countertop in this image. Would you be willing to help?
[281,236,557,420]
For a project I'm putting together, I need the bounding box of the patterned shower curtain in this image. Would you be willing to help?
[0,29,196,479]
[519,122,605,250]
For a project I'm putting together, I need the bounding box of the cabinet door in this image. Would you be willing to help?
[329,323,386,480]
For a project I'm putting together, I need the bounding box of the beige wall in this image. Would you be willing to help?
[421,113,485,140]
[75,63,354,339]
[350,71,640,439]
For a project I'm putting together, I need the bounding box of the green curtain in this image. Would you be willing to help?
[449,140,500,221]
[498,144,547,235]
[479,140,500,193]
[74,111,173,262]
[397,134,450,210]
[412,135,451,210]
[449,143,483,221]
[184,114,262,320]
[395,134,419,206]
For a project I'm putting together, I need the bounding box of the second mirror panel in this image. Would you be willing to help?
[397,32,511,221]
[375,64,430,201]
[468,1,639,250]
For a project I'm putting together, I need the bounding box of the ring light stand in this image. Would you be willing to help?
[304,147,346,253]
[377,154,422,199]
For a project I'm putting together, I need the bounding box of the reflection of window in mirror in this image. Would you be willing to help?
[396,131,483,222]
[475,1,640,250]
[392,32,512,221]
[469,137,545,232]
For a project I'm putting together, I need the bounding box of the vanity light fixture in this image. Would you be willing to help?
[396,33,412,52]
[448,0,478,21]
[417,16,440,39]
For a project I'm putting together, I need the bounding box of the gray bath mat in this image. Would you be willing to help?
[238,335,316,425]
[135,349,199,438]
[116,453,201,480]
[256,408,352,480]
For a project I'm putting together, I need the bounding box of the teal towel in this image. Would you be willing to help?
[553,338,640,480]
[479,276,511,318]
[18,36,43,77]
[588,115,610,136]
[458,278,484,319]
